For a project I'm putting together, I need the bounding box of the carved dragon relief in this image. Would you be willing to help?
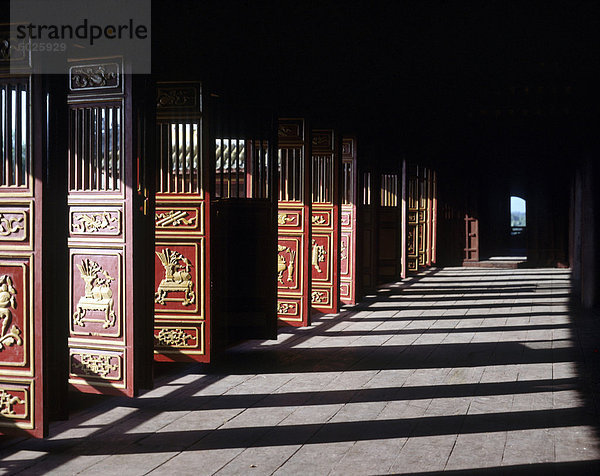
[277,245,296,284]
[311,239,326,273]
[73,259,117,329]
[0,275,23,352]
[0,389,25,416]
[155,249,195,306]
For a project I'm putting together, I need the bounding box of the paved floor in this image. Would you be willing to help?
[2,267,600,475]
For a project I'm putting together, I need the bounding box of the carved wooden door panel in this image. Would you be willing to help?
[340,137,357,305]
[428,170,437,265]
[277,119,311,326]
[67,59,154,396]
[377,173,401,283]
[407,165,419,272]
[358,170,376,296]
[153,82,209,362]
[464,215,479,261]
[311,129,340,314]
[0,64,67,436]
[417,166,428,268]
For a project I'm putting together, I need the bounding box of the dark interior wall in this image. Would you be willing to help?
[571,150,599,308]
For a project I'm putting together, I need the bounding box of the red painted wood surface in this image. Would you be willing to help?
[311,129,340,314]
[154,82,210,362]
[340,137,357,305]
[277,119,311,326]
[67,58,153,397]
[0,56,68,436]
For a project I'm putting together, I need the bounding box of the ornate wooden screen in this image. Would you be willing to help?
[154,82,209,362]
[417,167,428,267]
[377,172,401,282]
[407,165,419,272]
[464,215,479,261]
[0,52,67,437]
[358,170,376,295]
[431,171,437,264]
[310,129,340,313]
[67,59,154,396]
[277,119,311,326]
[340,137,357,305]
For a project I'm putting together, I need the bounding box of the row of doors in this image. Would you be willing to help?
[0,59,363,436]
[359,162,438,293]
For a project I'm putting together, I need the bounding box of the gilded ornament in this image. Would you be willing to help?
[311,291,325,304]
[73,259,116,329]
[71,64,118,89]
[156,328,193,347]
[0,213,24,237]
[0,275,23,352]
[311,215,327,225]
[277,245,295,284]
[72,353,118,378]
[277,302,295,314]
[311,240,326,273]
[155,210,197,227]
[277,214,294,225]
[0,389,25,416]
[72,211,118,233]
[155,249,195,305]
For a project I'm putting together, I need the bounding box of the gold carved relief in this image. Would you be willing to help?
[277,214,294,225]
[277,302,296,314]
[156,328,193,347]
[312,215,327,225]
[311,291,325,304]
[0,275,23,351]
[0,213,25,237]
[311,240,326,273]
[155,249,195,305]
[73,259,117,329]
[72,353,118,378]
[277,245,296,284]
[340,240,348,261]
[72,211,119,234]
[0,389,25,416]
[156,210,197,227]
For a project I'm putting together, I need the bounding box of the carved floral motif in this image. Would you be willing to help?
[277,302,297,314]
[155,328,193,347]
[72,353,118,378]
